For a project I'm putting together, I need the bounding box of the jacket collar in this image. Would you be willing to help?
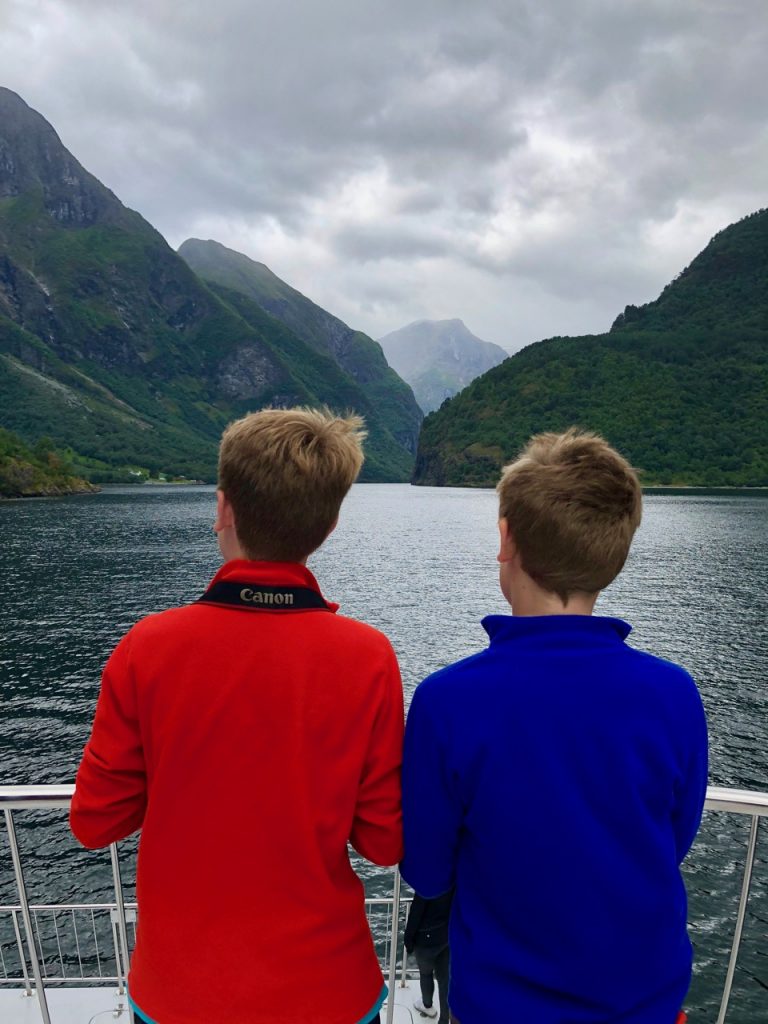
[209,559,339,613]
[482,614,631,645]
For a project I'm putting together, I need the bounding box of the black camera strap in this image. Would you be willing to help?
[197,581,332,612]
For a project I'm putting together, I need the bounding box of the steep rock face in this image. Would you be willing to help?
[179,237,423,454]
[207,281,415,479]
[0,90,234,371]
[0,254,57,341]
[0,89,415,481]
[378,318,508,413]
[216,343,284,400]
[414,209,768,488]
[0,88,128,226]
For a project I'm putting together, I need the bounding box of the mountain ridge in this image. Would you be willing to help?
[414,209,768,487]
[0,88,418,482]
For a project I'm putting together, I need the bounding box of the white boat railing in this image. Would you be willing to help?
[0,899,413,989]
[1,785,766,1024]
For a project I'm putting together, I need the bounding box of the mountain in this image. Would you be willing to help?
[0,88,417,482]
[178,237,422,455]
[414,209,768,487]
[377,319,508,413]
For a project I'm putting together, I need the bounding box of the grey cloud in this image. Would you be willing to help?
[333,223,451,263]
[395,187,445,215]
[0,0,765,350]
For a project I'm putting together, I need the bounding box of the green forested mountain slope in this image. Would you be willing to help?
[611,209,768,335]
[0,88,416,482]
[414,209,768,487]
[178,237,423,455]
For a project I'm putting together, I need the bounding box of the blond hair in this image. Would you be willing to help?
[497,428,642,601]
[219,407,366,561]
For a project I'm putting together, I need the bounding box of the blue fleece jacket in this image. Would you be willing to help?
[400,615,708,1024]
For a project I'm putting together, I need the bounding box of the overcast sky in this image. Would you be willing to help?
[1,0,765,351]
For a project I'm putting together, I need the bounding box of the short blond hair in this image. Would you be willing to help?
[497,428,642,601]
[219,407,366,561]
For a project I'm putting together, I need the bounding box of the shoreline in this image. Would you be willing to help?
[4,482,768,500]
[641,485,768,493]
[0,482,100,501]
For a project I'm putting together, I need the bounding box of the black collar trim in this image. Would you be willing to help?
[197,581,331,612]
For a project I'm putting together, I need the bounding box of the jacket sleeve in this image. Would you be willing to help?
[400,682,461,898]
[69,631,147,849]
[672,685,709,863]
[349,643,405,866]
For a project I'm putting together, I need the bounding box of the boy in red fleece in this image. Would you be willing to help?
[71,408,404,1024]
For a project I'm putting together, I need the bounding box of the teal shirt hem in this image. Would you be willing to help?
[128,994,157,1024]
[129,983,387,1023]
[358,982,387,1023]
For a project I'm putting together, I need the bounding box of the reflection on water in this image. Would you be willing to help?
[1,484,767,1018]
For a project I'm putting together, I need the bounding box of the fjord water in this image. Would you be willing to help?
[1,484,767,1019]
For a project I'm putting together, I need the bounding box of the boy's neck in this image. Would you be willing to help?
[507,574,598,617]
[498,526,600,618]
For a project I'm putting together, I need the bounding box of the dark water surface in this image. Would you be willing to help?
[1,484,767,1019]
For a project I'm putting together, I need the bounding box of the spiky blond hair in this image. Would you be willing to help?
[219,407,366,561]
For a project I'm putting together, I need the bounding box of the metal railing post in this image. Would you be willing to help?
[110,842,135,1021]
[11,908,33,995]
[110,913,122,986]
[3,809,52,1024]
[715,814,760,1024]
[385,869,402,1024]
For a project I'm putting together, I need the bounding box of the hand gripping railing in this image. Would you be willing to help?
[2,785,767,1024]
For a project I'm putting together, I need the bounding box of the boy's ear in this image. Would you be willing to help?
[214,489,235,534]
[497,517,517,564]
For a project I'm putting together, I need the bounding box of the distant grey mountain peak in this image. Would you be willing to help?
[378,318,507,414]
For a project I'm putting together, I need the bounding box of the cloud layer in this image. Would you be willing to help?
[1,0,765,350]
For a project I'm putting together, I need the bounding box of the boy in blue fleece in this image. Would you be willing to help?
[401,429,707,1024]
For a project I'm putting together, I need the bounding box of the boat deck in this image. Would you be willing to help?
[0,980,439,1024]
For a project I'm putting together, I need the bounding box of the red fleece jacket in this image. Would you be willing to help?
[70,560,404,1024]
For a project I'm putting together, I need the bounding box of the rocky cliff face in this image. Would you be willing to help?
[0,90,228,368]
[179,237,423,454]
[0,87,127,226]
